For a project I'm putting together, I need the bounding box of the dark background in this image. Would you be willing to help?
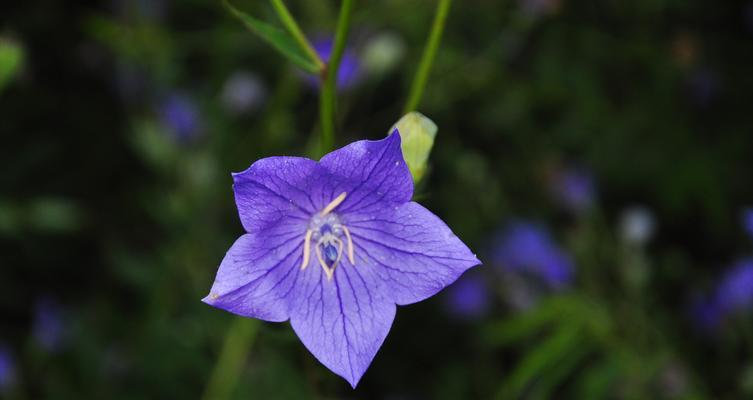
[2,0,753,398]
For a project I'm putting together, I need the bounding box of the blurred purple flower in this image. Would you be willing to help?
[220,71,266,115]
[444,271,491,320]
[691,259,753,332]
[0,346,15,392]
[714,259,753,315]
[742,208,753,240]
[33,297,64,352]
[550,167,596,214]
[309,37,360,90]
[159,94,202,143]
[492,221,574,290]
[689,295,722,332]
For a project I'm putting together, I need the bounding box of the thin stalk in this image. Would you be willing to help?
[201,318,260,400]
[270,0,325,70]
[404,0,452,113]
[318,0,355,155]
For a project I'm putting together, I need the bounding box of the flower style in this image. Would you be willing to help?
[203,133,479,387]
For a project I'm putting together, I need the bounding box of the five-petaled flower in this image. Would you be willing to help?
[203,133,480,387]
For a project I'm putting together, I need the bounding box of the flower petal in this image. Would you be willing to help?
[317,134,413,214]
[345,201,480,305]
[233,156,319,232]
[202,223,306,321]
[289,257,394,388]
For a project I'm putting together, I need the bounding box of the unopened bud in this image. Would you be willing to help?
[389,112,437,183]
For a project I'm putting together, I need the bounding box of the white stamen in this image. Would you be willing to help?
[341,225,355,265]
[321,192,347,216]
[300,229,313,270]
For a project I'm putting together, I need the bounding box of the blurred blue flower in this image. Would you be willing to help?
[33,297,64,352]
[714,259,753,315]
[0,345,15,392]
[550,167,596,214]
[689,295,722,332]
[492,221,574,290]
[310,37,361,90]
[691,259,753,332]
[444,270,491,320]
[742,208,753,240]
[220,71,266,115]
[159,94,202,143]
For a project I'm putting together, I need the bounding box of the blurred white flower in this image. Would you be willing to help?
[220,71,266,114]
[619,206,656,246]
[362,32,405,76]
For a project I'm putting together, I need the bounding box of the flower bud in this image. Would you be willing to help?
[389,112,437,183]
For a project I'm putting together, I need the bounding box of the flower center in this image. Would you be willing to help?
[300,192,355,280]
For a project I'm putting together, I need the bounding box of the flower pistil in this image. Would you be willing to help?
[301,192,355,280]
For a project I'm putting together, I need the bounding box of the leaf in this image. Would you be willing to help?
[494,324,583,399]
[574,358,620,399]
[0,38,23,91]
[222,0,319,74]
[481,296,582,347]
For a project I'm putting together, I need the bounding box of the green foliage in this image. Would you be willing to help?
[222,0,320,73]
[0,38,22,91]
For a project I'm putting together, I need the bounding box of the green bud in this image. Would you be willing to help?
[389,112,437,183]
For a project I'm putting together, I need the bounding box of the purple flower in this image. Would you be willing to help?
[550,167,596,214]
[0,346,15,392]
[203,134,479,387]
[310,37,360,90]
[159,94,202,142]
[742,208,753,240]
[492,221,573,290]
[444,270,491,320]
[33,297,64,352]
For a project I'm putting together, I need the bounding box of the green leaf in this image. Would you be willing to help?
[481,296,582,347]
[495,324,584,399]
[574,358,620,399]
[0,38,23,91]
[222,0,320,74]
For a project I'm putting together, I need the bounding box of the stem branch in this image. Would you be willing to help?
[404,0,452,113]
[318,0,355,155]
[201,318,259,400]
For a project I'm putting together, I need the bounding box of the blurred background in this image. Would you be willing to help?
[2,0,753,398]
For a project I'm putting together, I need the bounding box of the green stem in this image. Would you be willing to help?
[404,0,452,113]
[270,0,325,70]
[201,318,260,400]
[318,0,355,155]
